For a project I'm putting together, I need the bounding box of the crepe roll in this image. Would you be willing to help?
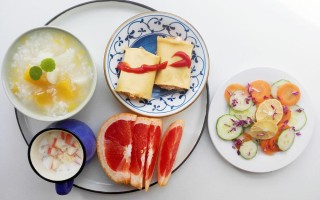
[115,48,160,99]
[155,37,194,90]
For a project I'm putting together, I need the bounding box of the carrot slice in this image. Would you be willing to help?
[277,83,301,106]
[260,123,287,154]
[249,80,271,104]
[243,133,252,142]
[260,140,274,155]
[268,131,281,152]
[224,84,247,102]
[268,136,280,152]
[277,123,290,133]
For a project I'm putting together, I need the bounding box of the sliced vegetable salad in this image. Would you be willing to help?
[216,79,307,160]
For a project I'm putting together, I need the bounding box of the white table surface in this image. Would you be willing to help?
[1,0,320,199]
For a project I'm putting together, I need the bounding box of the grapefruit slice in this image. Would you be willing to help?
[144,118,162,191]
[158,120,184,186]
[130,117,150,189]
[97,113,137,184]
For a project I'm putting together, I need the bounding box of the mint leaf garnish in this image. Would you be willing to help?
[40,58,55,72]
[29,66,42,80]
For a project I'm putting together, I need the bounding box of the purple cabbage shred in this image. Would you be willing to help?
[245,96,251,104]
[231,118,248,127]
[247,117,254,125]
[228,127,237,133]
[252,97,257,105]
[233,138,243,147]
[272,111,278,120]
[247,83,253,95]
[257,133,265,137]
[296,108,304,113]
[232,99,238,107]
[228,118,250,133]
[283,105,288,115]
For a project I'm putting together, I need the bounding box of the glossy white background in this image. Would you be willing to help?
[1,0,320,199]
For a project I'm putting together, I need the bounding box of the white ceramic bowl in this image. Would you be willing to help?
[2,26,97,121]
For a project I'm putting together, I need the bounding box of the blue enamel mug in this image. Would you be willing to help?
[28,119,96,195]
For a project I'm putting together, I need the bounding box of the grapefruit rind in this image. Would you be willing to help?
[97,113,137,184]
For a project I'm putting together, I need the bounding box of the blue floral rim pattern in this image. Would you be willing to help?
[105,12,209,116]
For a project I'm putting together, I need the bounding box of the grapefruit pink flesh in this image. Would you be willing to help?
[105,120,133,171]
[158,120,184,186]
[130,117,150,189]
[97,113,136,184]
[144,119,162,191]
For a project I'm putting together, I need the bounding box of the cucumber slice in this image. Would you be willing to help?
[216,114,243,140]
[229,90,253,111]
[271,79,290,98]
[239,140,258,160]
[277,128,295,151]
[288,105,307,130]
[229,105,256,127]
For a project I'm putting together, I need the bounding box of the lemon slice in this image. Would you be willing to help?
[256,99,283,124]
[249,120,278,139]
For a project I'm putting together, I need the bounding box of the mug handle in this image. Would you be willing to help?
[55,179,74,195]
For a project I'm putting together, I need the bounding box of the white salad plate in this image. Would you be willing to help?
[207,67,315,173]
[15,0,209,193]
[104,11,209,117]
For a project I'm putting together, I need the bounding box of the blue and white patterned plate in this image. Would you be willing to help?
[104,11,209,117]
